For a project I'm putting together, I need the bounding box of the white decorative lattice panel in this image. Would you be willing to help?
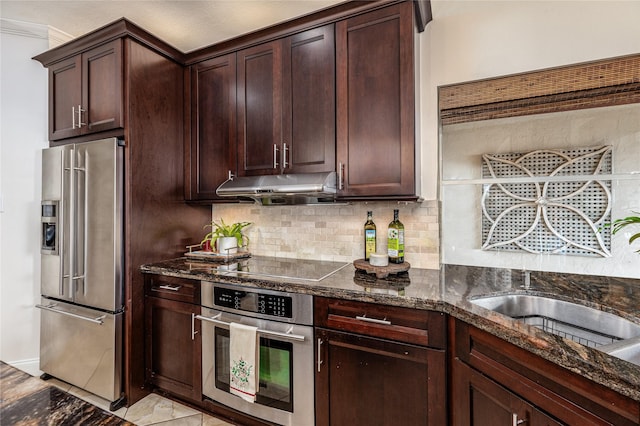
[481,146,612,257]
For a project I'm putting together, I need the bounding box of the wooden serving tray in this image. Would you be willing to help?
[184,250,251,262]
[353,258,410,278]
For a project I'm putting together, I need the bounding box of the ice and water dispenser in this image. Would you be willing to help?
[41,201,58,254]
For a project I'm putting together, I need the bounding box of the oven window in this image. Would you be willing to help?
[215,327,294,412]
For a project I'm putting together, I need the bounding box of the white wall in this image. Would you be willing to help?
[0,19,50,372]
[419,0,640,200]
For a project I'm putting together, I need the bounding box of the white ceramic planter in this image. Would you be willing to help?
[217,236,238,255]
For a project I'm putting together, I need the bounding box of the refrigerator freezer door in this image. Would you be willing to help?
[38,298,123,402]
[73,139,123,311]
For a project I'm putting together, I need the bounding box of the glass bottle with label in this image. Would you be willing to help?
[364,211,376,260]
[387,209,404,264]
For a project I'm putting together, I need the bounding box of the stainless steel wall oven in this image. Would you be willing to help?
[196,281,315,426]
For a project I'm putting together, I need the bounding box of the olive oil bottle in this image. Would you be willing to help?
[364,211,376,260]
[387,209,405,264]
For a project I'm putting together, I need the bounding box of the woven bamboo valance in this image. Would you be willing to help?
[439,54,640,125]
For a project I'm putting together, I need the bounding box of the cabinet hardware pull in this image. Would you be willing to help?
[77,105,86,128]
[153,284,182,292]
[194,314,306,342]
[191,313,198,340]
[273,144,279,169]
[317,338,324,372]
[338,162,344,190]
[355,314,391,325]
[512,414,526,426]
[72,106,76,129]
[283,143,289,169]
[36,303,105,325]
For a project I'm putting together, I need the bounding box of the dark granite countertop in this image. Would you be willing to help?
[140,257,640,402]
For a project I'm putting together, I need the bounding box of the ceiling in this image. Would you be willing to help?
[0,0,352,52]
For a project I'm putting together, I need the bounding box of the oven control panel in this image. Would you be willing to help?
[214,287,293,318]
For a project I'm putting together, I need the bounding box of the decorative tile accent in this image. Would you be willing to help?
[481,146,612,257]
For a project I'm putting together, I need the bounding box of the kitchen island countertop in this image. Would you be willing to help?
[141,257,640,402]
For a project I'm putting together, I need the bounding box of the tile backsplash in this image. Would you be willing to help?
[206,200,439,269]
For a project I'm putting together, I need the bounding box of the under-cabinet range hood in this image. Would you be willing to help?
[216,171,338,205]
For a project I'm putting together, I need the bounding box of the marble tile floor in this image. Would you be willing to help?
[0,362,234,425]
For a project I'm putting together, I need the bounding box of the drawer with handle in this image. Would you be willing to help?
[314,296,446,349]
[145,275,198,304]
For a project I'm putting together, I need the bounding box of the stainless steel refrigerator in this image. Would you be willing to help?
[38,137,125,410]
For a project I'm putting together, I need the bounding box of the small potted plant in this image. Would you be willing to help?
[609,212,640,253]
[200,219,252,254]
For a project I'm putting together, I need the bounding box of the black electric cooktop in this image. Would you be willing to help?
[213,255,350,282]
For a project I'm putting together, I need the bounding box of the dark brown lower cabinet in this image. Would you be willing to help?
[453,359,563,426]
[314,297,447,426]
[452,319,640,426]
[315,328,445,426]
[145,275,201,402]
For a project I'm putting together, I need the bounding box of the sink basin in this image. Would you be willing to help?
[601,337,640,365]
[470,294,640,365]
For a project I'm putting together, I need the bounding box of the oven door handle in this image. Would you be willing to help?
[194,314,306,342]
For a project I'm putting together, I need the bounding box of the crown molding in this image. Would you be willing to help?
[0,18,48,39]
[1,18,73,48]
[47,26,74,48]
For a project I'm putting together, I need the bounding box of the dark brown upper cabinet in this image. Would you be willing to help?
[47,40,123,141]
[185,53,237,201]
[336,2,416,199]
[237,24,335,177]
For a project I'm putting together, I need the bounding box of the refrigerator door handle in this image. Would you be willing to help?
[58,149,67,296]
[63,148,74,298]
[74,150,87,293]
[36,303,105,325]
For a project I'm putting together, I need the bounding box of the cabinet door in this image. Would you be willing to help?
[315,328,446,426]
[237,40,283,176]
[48,40,123,141]
[82,39,123,134]
[282,24,335,174]
[145,296,202,401]
[49,55,82,140]
[452,359,564,426]
[186,54,237,200]
[336,2,415,198]
[455,320,640,425]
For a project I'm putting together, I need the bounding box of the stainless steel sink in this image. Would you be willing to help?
[470,294,640,365]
